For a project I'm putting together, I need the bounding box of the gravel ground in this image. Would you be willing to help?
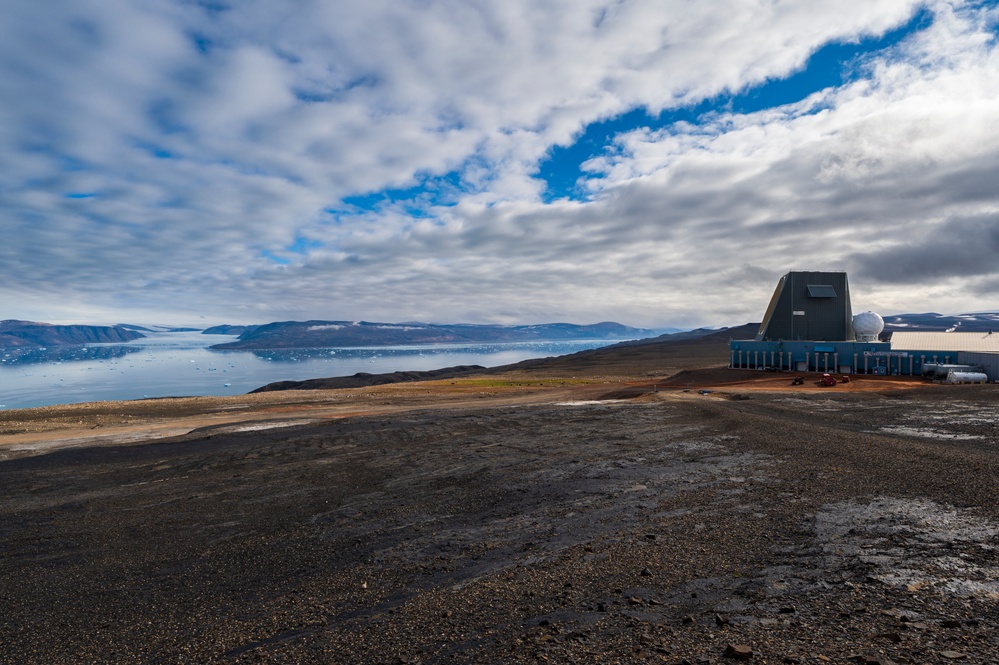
[1,386,998,664]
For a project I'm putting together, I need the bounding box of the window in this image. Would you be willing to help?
[806,284,837,298]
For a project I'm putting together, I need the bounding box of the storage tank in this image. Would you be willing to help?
[931,364,983,380]
[945,371,989,384]
[853,311,884,342]
[921,362,943,378]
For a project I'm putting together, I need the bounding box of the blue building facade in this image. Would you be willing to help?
[730,339,909,374]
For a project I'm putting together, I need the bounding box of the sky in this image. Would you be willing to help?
[2,0,998,329]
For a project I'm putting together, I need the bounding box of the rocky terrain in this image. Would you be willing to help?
[1,342,997,664]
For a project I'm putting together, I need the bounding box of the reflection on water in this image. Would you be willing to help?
[0,332,621,410]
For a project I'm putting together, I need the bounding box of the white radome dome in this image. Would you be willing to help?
[853,311,885,337]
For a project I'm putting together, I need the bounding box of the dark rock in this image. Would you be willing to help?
[724,643,753,660]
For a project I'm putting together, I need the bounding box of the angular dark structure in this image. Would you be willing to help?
[755,270,853,342]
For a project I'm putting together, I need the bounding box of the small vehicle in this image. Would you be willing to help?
[791,376,805,385]
[820,373,837,386]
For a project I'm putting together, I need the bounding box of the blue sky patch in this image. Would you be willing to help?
[287,236,323,254]
[337,170,465,216]
[260,249,290,265]
[188,31,213,55]
[537,8,934,202]
[134,140,174,160]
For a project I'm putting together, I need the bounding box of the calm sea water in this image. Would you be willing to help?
[0,331,621,410]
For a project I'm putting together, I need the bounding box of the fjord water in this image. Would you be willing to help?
[0,331,621,410]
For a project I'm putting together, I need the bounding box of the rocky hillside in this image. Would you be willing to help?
[0,320,145,347]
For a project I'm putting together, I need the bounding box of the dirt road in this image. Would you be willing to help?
[2,378,998,663]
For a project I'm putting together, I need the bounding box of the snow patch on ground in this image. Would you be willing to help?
[228,420,317,432]
[878,425,983,440]
[815,497,999,598]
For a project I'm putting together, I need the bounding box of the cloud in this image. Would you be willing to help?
[0,0,997,327]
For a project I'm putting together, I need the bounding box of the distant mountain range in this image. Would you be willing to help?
[0,320,145,347]
[4,311,995,350]
[209,320,664,350]
[881,312,999,334]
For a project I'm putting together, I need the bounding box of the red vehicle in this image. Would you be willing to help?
[820,373,837,386]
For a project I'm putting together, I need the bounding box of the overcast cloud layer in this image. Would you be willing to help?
[2,0,997,328]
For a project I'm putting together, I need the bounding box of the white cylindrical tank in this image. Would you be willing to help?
[853,311,885,342]
[946,371,989,384]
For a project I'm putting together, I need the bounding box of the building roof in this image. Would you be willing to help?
[890,331,999,353]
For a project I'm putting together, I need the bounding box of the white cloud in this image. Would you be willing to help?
[1,0,996,328]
